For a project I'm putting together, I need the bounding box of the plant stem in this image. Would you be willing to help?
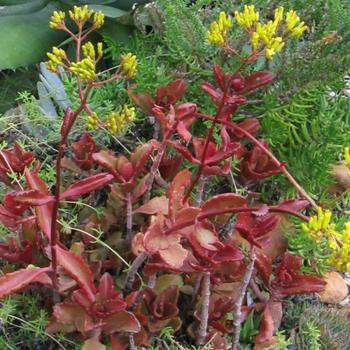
[147,274,157,288]
[191,273,203,305]
[194,113,318,210]
[194,174,207,207]
[129,333,136,350]
[197,272,211,346]
[126,192,133,241]
[125,252,148,291]
[143,141,167,202]
[231,248,256,350]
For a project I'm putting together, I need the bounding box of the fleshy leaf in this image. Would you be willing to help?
[134,196,169,215]
[55,245,96,302]
[12,189,55,206]
[0,267,50,299]
[25,171,53,239]
[60,173,114,200]
[102,311,141,334]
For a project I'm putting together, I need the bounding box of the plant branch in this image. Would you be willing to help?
[231,248,256,350]
[124,252,148,291]
[126,192,133,241]
[197,271,211,346]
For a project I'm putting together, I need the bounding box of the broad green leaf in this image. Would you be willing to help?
[88,4,127,18]
[0,2,65,69]
[0,0,48,16]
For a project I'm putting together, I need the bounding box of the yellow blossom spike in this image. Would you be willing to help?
[235,5,259,30]
[86,112,99,131]
[251,31,260,50]
[69,5,93,25]
[344,147,350,167]
[82,42,95,60]
[121,105,136,122]
[70,58,96,81]
[97,42,103,60]
[207,12,232,46]
[50,10,65,29]
[93,11,105,29]
[286,10,308,38]
[274,7,284,25]
[120,53,137,78]
[46,47,67,72]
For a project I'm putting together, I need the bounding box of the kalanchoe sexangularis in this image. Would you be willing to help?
[72,132,96,171]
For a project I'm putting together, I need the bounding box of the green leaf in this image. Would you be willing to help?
[0,2,65,69]
[88,4,128,18]
[0,0,48,16]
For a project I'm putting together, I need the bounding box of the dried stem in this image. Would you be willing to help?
[194,174,207,207]
[197,272,211,346]
[129,333,136,350]
[231,248,256,350]
[191,273,203,305]
[125,252,148,291]
[147,274,157,288]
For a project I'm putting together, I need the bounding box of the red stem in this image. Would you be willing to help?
[194,113,318,209]
[197,271,211,345]
[162,205,308,236]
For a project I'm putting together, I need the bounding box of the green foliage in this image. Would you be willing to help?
[0,0,149,69]
[286,227,331,275]
[297,305,350,350]
[259,81,350,200]
[238,310,261,345]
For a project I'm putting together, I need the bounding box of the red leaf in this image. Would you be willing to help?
[241,71,275,94]
[168,169,192,221]
[72,133,96,171]
[61,173,114,200]
[128,87,155,115]
[0,267,50,299]
[134,196,169,215]
[200,193,247,223]
[61,108,75,139]
[276,199,309,212]
[254,304,275,344]
[102,311,141,334]
[55,245,96,302]
[25,171,53,239]
[12,190,55,206]
[255,252,272,286]
[158,243,188,269]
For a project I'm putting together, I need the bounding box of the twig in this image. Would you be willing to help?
[194,174,207,207]
[129,333,136,350]
[126,192,133,241]
[231,248,256,350]
[197,272,211,346]
[125,252,148,291]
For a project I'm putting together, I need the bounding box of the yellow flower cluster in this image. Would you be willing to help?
[70,58,96,82]
[49,10,65,29]
[235,5,259,30]
[208,5,307,60]
[82,41,103,62]
[120,53,137,78]
[46,47,67,72]
[86,112,99,131]
[69,41,103,82]
[302,208,350,273]
[285,10,308,38]
[106,105,136,134]
[345,147,350,167]
[69,5,93,25]
[329,223,350,273]
[207,12,233,46]
[93,11,105,29]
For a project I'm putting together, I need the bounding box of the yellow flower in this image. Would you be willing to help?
[207,12,232,46]
[82,42,95,60]
[301,208,336,240]
[70,58,96,82]
[69,5,93,25]
[328,222,350,273]
[265,36,284,59]
[106,112,127,134]
[46,47,67,72]
[50,11,65,29]
[274,7,284,25]
[251,31,260,50]
[93,11,105,29]
[86,112,99,130]
[121,105,136,122]
[235,5,259,30]
[285,10,308,38]
[344,147,350,167]
[120,53,137,78]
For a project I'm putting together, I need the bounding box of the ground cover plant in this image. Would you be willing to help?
[0,3,350,350]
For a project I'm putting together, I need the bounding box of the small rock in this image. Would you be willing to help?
[319,271,348,304]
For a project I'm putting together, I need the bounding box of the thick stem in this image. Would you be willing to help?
[197,272,211,346]
[124,252,148,291]
[194,175,207,207]
[128,333,136,350]
[231,248,256,350]
[143,141,167,202]
[126,192,133,241]
[191,273,203,305]
[147,274,157,288]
